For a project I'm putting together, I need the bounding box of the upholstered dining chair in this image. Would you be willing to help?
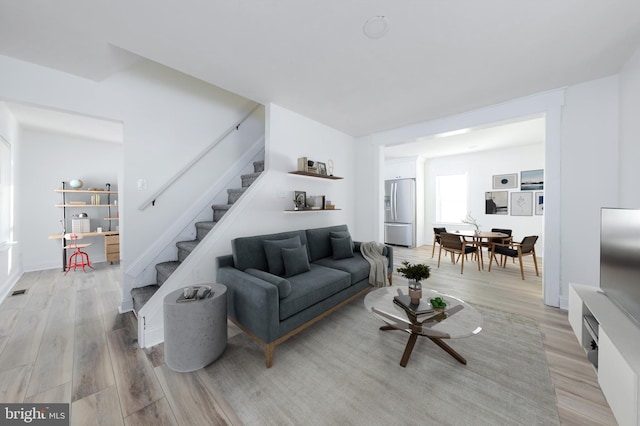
[488,235,539,280]
[437,232,480,274]
[431,227,447,258]
[485,228,513,262]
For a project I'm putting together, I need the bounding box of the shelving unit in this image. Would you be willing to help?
[51,182,120,270]
[288,171,343,180]
[287,170,343,212]
[284,209,342,213]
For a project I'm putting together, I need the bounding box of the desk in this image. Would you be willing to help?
[48,231,120,271]
[453,230,509,268]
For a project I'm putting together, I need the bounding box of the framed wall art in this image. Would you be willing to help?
[492,173,518,189]
[535,191,544,215]
[521,169,544,190]
[510,192,533,216]
[485,191,508,215]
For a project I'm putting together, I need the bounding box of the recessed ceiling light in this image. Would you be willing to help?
[363,16,389,39]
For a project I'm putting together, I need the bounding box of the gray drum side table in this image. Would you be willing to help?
[164,283,227,372]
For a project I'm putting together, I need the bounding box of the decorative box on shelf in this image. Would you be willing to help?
[72,218,90,233]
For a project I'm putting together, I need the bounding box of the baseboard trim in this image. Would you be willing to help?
[140,323,164,349]
[0,269,22,305]
[119,298,133,314]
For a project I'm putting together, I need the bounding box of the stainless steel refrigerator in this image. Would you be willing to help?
[384,178,416,247]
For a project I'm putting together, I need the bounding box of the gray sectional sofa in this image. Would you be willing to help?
[216,224,393,367]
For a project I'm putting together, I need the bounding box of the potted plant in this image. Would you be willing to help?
[397,261,431,304]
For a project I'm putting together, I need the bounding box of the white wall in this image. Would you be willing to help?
[137,103,360,346]
[266,104,356,228]
[425,143,545,252]
[363,76,622,309]
[0,103,21,299]
[0,55,257,285]
[620,46,640,208]
[18,128,122,271]
[357,90,565,306]
[559,75,620,295]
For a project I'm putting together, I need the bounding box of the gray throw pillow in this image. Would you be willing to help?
[331,231,355,249]
[263,236,302,276]
[282,245,311,277]
[331,236,354,259]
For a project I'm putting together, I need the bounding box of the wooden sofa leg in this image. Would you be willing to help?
[264,343,275,368]
[388,273,393,286]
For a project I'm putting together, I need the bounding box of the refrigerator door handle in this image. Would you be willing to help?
[391,182,397,221]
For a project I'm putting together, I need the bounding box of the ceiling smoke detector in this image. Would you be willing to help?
[363,16,389,39]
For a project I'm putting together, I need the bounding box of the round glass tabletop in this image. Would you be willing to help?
[364,286,483,339]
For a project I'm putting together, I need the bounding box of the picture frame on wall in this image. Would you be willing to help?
[511,192,533,216]
[492,173,518,189]
[485,191,508,215]
[535,192,544,215]
[521,169,544,190]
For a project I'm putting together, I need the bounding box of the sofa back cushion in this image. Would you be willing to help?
[232,230,308,272]
[263,236,302,276]
[305,224,350,262]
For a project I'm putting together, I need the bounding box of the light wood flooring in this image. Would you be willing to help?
[0,246,617,425]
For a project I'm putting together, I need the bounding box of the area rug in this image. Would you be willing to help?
[204,296,559,426]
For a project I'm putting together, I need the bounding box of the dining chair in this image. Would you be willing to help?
[486,228,513,263]
[431,227,447,258]
[488,235,539,280]
[437,232,480,274]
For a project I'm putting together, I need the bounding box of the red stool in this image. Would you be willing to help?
[64,233,94,274]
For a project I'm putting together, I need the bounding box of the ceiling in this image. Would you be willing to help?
[1,1,640,139]
[5,102,123,144]
[384,115,545,160]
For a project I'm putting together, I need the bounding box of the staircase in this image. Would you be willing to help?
[130,160,264,314]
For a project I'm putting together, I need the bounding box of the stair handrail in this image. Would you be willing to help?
[138,103,261,210]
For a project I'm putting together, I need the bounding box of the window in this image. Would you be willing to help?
[435,173,467,223]
[0,136,12,244]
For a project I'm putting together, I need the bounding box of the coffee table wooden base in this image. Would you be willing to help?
[380,325,467,367]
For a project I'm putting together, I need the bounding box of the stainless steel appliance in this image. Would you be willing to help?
[384,178,415,247]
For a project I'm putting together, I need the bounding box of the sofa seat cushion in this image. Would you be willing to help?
[313,253,370,285]
[279,264,351,321]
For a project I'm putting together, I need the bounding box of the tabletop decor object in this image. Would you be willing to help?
[430,296,447,311]
[462,212,480,234]
[397,260,431,304]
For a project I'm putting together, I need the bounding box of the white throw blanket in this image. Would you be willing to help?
[360,241,389,287]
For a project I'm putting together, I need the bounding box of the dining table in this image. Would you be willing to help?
[453,230,510,269]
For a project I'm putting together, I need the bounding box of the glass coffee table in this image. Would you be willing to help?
[364,287,482,367]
